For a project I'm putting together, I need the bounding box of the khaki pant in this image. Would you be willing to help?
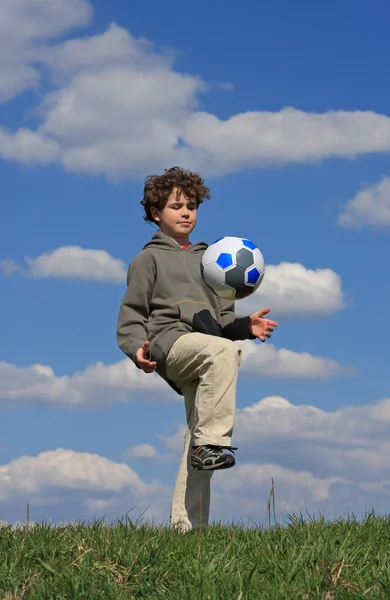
[165,332,242,531]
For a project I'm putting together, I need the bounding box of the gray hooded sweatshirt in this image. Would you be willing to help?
[117,230,255,394]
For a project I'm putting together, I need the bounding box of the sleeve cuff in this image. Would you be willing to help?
[221,316,255,341]
[123,340,145,367]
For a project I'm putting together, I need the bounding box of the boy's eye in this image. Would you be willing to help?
[171,204,196,210]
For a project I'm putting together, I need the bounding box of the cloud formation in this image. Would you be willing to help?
[237,262,346,319]
[25,246,127,283]
[0,343,353,409]
[2,246,346,319]
[162,395,390,523]
[123,444,175,463]
[0,448,170,524]
[0,259,20,274]
[164,394,390,484]
[0,359,170,408]
[238,341,355,379]
[1,8,390,178]
[0,0,92,103]
[337,177,390,229]
[3,394,390,525]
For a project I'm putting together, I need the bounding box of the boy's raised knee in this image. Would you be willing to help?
[214,338,241,362]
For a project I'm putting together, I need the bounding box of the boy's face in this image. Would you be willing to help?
[151,187,197,242]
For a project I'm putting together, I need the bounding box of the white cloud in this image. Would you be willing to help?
[0,449,145,500]
[1,18,390,177]
[163,394,390,481]
[12,246,346,320]
[40,23,172,77]
[0,63,39,105]
[0,343,353,409]
[162,395,390,523]
[0,259,20,274]
[0,359,172,408]
[3,394,389,525]
[238,341,355,379]
[124,444,158,460]
[183,109,390,174]
[0,448,171,524]
[0,127,60,164]
[123,444,175,463]
[237,262,346,319]
[25,246,127,283]
[5,247,346,320]
[0,0,92,41]
[0,0,92,104]
[337,177,390,229]
[233,396,367,449]
[4,396,390,525]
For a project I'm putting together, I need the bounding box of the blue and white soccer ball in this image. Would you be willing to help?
[201,236,265,300]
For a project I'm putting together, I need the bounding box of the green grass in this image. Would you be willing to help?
[1,513,390,599]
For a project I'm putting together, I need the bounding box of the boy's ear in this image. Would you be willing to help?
[150,207,160,222]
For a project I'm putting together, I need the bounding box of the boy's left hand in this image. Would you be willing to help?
[249,307,278,342]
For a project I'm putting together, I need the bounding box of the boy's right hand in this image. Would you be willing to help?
[136,341,157,373]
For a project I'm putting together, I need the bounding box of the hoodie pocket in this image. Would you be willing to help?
[175,301,222,337]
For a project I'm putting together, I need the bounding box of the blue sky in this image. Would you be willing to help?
[1,0,390,526]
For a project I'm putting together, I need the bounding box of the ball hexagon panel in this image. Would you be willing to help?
[234,284,254,299]
[216,236,244,253]
[253,248,265,272]
[225,265,246,290]
[257,272,265,287]
[236,247,255,271]
[202,244,221,266]
[216,252,234,270]
[217,283,237,300]
[246,267,261,286]
[202,262,225,287]
[242,239,257,251]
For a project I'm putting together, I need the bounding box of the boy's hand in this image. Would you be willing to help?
[249,308,278,342]
[135,341,157,373]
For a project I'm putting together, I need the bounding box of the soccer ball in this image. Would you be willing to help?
[201,236,265,300]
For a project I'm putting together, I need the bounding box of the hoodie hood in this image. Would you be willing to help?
[143,229,208,253]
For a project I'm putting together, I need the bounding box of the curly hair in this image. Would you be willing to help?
[140,166,210,224]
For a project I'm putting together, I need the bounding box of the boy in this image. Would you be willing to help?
[117,166,277,532]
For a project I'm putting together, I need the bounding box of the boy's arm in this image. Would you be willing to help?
[117,251,156,366]
[217,297,256,341]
